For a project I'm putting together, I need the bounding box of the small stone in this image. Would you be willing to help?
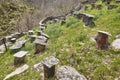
[111,39,120,50]
[32,62,43,71]
[116,34,120,39]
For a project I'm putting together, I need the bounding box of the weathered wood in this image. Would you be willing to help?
[2,38,7,51]
[95,31,111,50]
[42,56,59,80]
[37,31,42,36]
[14,51,28,65]
[82,13,95,26]
[28,30,34,35]
[29,35,37,43]
[34,39,47,54]
[107,4,118,10]
[112,39,120,50]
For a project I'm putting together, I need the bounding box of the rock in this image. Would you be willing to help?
[57,66,87,80]
[115,0,120,3]
[29,35,37,43]
[111,39,120,50]
[32,62,43,71]
[0,42,11,54]
[34,39,47,54]
[4,64,29,80]
[14,51,28,65]
[116,34,120,39]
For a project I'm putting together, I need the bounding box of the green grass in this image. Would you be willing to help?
[0,0,120,80]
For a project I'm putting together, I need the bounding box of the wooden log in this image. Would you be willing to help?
[42,56,59,80]
[95,31,111,50]
[34,39,47,54]
[14,51,28,66]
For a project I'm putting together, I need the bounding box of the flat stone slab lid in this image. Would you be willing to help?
[36,36,47,41]
[98,30,112,36]
[112,39,120,50]
[42,56,59,68]
[41,32,49,39]
[28,30,34,33]
[14,51,28,57]
[82,13,95,17]
[34,39,47,45]
[30,35,37,38]
[11,38,16,40]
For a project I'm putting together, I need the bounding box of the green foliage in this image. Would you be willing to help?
[0,0,120,80]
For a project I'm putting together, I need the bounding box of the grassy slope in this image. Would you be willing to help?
[0,1,120,80]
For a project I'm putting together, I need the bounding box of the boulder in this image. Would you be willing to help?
[57,66,87,80]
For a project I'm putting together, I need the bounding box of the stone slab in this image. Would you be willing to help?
[14,51,28,58]
[4,64,29,80]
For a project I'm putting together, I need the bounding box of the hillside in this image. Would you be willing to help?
[0,0,39,37]
[0,0,120,80]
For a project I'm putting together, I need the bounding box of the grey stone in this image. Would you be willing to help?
[10,38,16,43]
[32,62,43,71]
[36,36,48,43]
[57,66,87,80]
[111,39,120,50]
[41,32,49,39]
[116,34,120,39]
[0,42,11,54]
[34,39,47,54]
[4,64,29,80]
